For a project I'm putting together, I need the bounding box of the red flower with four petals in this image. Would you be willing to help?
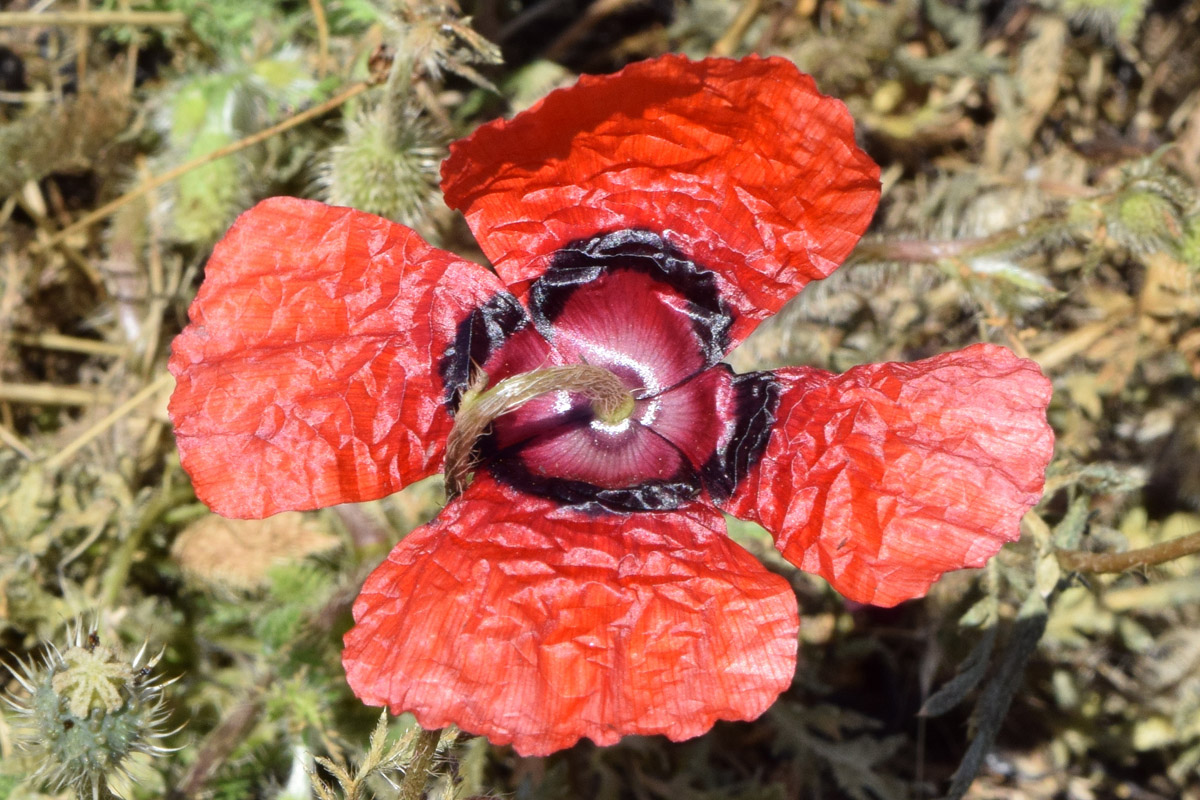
[168,54,1055,756]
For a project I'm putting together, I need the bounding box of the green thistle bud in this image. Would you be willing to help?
[3,624,176,800]
[320,103,443,229]
[1108,189,1182,254]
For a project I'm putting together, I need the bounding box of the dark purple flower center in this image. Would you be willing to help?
[441,230,779,513]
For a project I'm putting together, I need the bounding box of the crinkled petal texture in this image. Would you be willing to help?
[343,476,798,756]
[442,54,880,345]
[721,344,1054,607]
[168,197,508,518]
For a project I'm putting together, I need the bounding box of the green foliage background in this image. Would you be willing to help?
[1,0,1199,797]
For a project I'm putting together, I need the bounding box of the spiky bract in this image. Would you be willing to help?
[3,623,177,800]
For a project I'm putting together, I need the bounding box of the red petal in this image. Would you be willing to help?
[720,344,1054,607]
[168,197,509,518]
[442,54,880,345]
[343,476,798,756]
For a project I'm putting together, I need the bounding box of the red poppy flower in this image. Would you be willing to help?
[168,55,1054,756]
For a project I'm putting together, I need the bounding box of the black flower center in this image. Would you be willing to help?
[440,230,778,513]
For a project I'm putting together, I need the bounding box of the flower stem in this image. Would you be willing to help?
[1055,528,1200,574]
[397,728,442,800]
[443,364,635,500]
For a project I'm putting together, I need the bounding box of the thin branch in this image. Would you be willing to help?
[45,371,172,470]
[543,0,644,61]
[0,422,35,459]
[0,10,188,26]
[0,382,113,406]
[8,331,128,357]
[848,211,1089,265]
[76,0,90,88]
[1056,529,1200,573]
[710,0,764,57]
[308,0,330,79]
[167,679,270,800]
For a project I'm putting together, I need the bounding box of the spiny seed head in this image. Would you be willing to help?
[3,623,177,800]
[319,103,442,229]
[1108,189,1183,254]
[1060,0,1146,42]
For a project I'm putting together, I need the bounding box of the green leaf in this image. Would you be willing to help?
[944,592,1049,800]
[920,625,998,719]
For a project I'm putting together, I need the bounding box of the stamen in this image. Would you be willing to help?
[444,364,636,499]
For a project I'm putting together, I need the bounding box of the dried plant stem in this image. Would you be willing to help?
[38,80,374,250]
[308,0,330,79]
[168,679,270,800]
[8,331,127,357]
[76,0,90,88]
[0,382,112,406]
[710,0,764,56]
[1104,576,1200,611]
[1056,530,1200,573]
[45,371,172,470]
[0,89,55,103]
[0,10,187,26]
[849,212,1080,265]
[0,421,34,459]
[444,365,636,499]
[543,0,645,61]
[397,728,443,800]
[15,186,106,287]
[1029,319,1117,371]
[120,0,139,94]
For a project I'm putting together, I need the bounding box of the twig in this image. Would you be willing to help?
[848,212,1086,266]
[0,383,112,406]
[543,0,643,61]
[1104,576,1200,611]
[16,185,106,288]
[0,10,188,26]
[167,678,271,800]
[8,331,127,357]
[308,0,330,79]
[1056,530,1200,574]
[1029,319,1117,371]
[45,371,172,471]
[120,0,140,95]
[76,0,90,87]
[0,422,35,459]
[710,0,764,56]
[0,89,57,103]
[36,80,374,250]
[137,153,167,375]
